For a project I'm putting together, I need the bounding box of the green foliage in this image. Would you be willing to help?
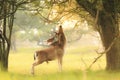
[14,11,40,31]
[13,10,57,42]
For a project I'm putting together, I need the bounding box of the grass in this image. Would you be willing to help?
[1,70,120,80]
[0,45,120,80]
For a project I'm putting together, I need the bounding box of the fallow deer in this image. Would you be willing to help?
[31,25,66,75]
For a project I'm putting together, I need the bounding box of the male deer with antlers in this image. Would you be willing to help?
[31,25,66,75]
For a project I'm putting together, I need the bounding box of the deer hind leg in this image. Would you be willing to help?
[31,60,43,75]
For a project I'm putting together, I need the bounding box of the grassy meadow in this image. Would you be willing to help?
[1,45,120,80]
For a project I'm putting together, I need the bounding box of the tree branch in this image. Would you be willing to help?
[88,34,119,69]
[76,0,96,17]
[0,0,36,20]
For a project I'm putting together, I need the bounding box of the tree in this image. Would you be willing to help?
[0,0,35,71]
[76,0,120,70]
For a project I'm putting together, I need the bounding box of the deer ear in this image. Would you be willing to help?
[54,32,59,35]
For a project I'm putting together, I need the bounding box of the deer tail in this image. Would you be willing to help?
[34,52,38,60]
[34,53,36,60]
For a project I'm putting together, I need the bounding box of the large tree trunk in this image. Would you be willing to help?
[0,53,9,71]
[98,0,120,70]
[0,40,9,71]
[76,0,120,71]
[99,11,120,70]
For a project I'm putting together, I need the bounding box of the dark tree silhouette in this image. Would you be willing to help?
[0,0,34,71]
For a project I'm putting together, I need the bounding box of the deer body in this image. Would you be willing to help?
[31,26,66,75]
[34,46,64,63]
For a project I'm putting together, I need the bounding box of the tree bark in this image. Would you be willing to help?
[76,0,120,70]
[0,54,8,71]
[99,11,120,70]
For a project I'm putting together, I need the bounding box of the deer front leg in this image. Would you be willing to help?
[58,57,63,72]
